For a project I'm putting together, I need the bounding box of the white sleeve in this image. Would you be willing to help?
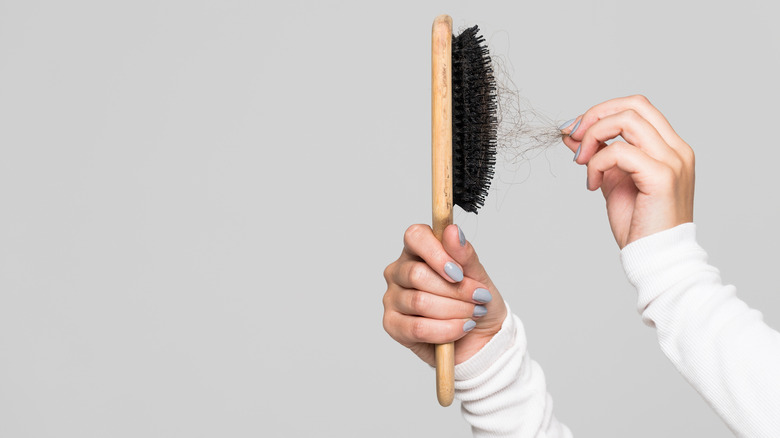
[455,302,572,438]
[621,223,780,437]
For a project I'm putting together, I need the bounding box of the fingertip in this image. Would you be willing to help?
[565,115,586,141]
[444,261,464,282]
[472,287,492,303]
[442,224,462,246]
[559,118,576,131]
[560,116,582,136]
[443,224,470,255]
[568,118,582,137]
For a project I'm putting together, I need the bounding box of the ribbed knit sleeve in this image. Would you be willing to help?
[621,223,780,437]
[454,302,572,438]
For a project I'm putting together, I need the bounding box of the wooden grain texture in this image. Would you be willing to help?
[431,14,454,408]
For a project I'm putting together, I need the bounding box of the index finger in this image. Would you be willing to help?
[575,109,678,166]
[567,95,686,153]
[402,224,464,283]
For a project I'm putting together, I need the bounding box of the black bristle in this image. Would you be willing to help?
[451,26,497,214]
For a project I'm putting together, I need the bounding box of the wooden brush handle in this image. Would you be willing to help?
[431,14,454,408]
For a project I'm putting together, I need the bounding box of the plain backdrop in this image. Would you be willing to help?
[1,0,779,437]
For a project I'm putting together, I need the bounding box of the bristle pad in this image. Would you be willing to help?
[451,26,497,214]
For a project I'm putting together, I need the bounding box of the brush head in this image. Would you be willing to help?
[451,26,497,214]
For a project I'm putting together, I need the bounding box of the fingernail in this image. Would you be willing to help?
[457,226,466,247]
[472,288,492,303]
[569,119,582,136]
[573,144,581,162]
[559,118,576,130]
[463,320,477,332]
[444,262,463,282]
[473,305,487,317]
[586,174,589,190]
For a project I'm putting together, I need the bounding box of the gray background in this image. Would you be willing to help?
[1,0,778,437]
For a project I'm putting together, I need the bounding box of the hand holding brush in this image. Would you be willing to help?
[381,223,508,400]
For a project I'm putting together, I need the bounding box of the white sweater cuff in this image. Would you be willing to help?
[452,302,572,438]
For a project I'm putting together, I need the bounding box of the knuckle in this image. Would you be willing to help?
[622,108,640,120]
[630,94,651,107]
[403,224,427,245]
[409,291,428,313]
[617,109,642,128]
[411,319,428,340]
[680,145,695,166]
[383,263,394,284]
[658,166,677,187]
[409,262,428,286]
[607,140,629,156]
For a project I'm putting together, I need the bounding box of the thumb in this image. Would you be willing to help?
[441,224,492,287]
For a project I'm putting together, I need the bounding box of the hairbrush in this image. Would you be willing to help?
[431,15,497,407]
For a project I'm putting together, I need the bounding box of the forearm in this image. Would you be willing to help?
[455,303,572,438]
[621,223,780,437]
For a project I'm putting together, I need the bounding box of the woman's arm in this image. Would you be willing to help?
[621,223,780,437]
[565,95,780,436]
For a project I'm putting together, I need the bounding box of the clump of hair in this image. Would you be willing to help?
[491,54,564,165]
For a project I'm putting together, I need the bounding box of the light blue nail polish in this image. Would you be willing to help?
[558,118,576,130]
[472,288,492,303]
[463,320,476,332]
[473,305,487,317]
[444,262,463,282]
[569,119,582,136]
[458,226,466,247]
[573,144,581,162]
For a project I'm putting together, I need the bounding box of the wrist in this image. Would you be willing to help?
[455,302,516,380]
